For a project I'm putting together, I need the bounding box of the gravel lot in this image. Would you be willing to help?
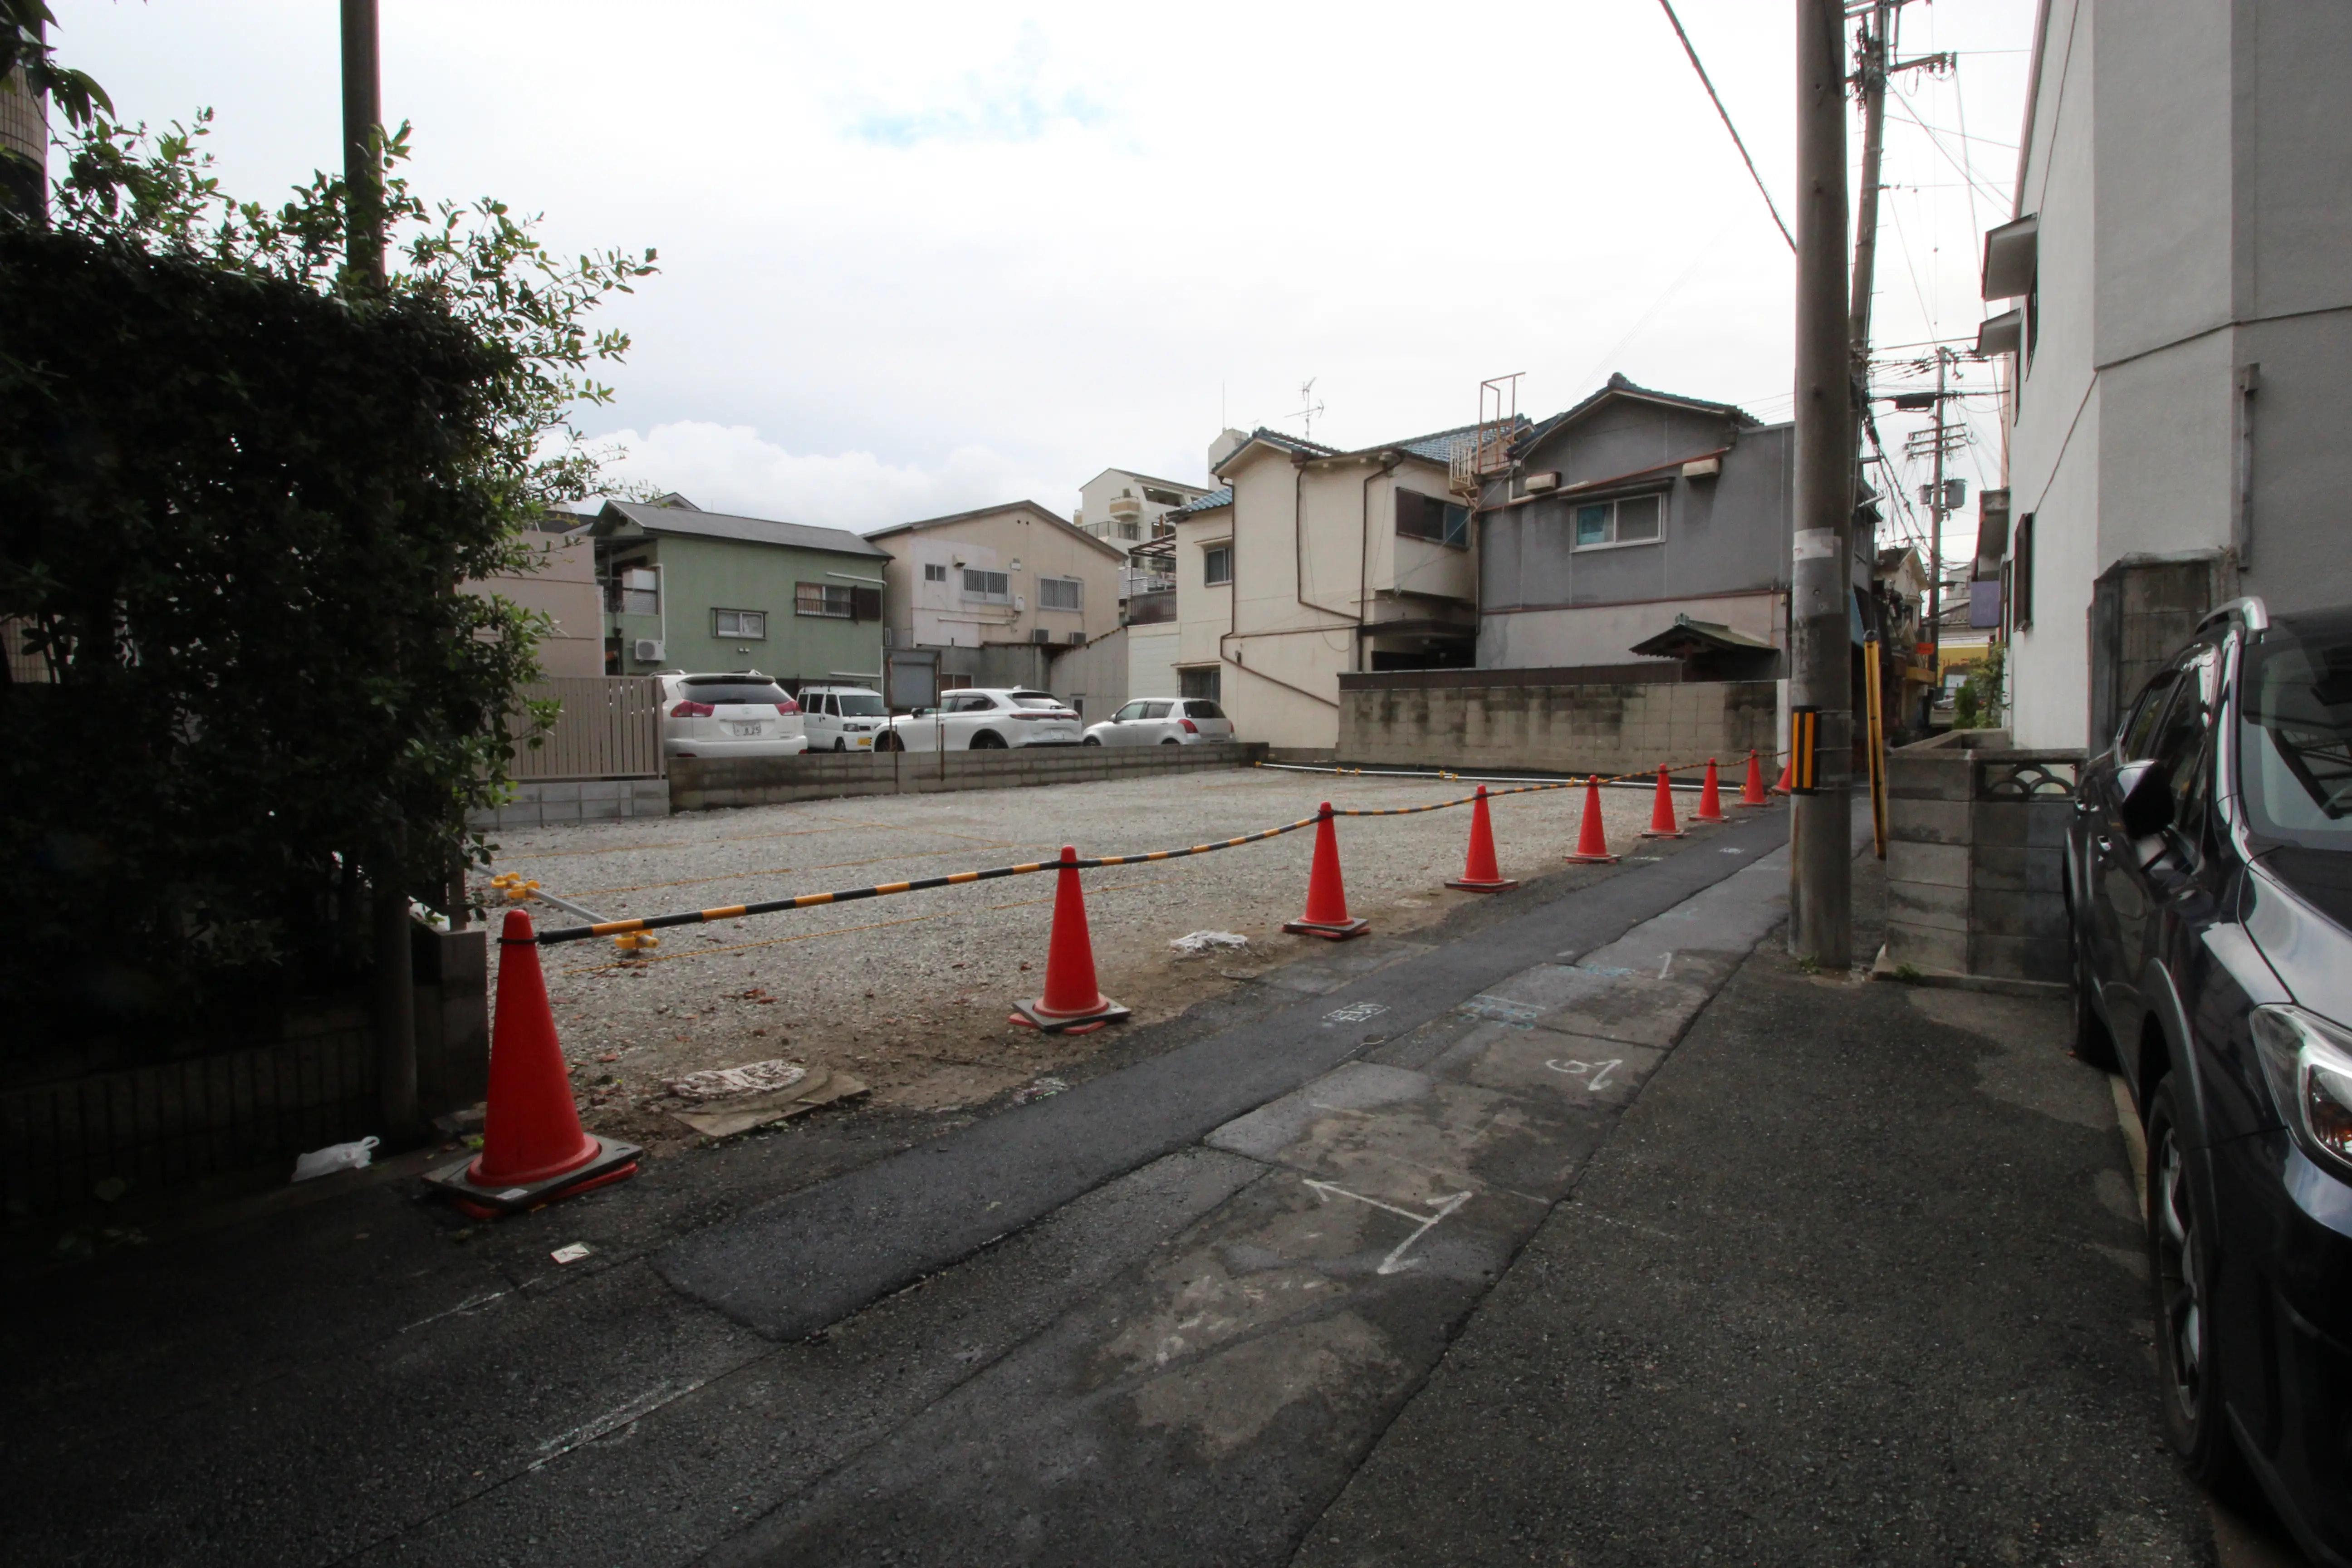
[474,765,1687,1149]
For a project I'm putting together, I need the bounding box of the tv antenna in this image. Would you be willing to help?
[1287,378,1326,442]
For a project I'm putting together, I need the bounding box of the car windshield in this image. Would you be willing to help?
[831,693,886,717]
[681,680,786,706]
[1009,691,1067,709]
[2239,617,2352,847]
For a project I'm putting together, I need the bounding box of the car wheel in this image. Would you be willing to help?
[876,731,901,752]
[2146,1077,2246,1488]
[1082,735,1101,746]
[971,731,1006,750]
[1161,737,1181,745]
[2070,914,2118,1068]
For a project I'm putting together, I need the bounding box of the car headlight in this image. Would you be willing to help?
[2250,1004,2352,1179]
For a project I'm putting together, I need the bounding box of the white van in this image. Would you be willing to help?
[798,685,889,751]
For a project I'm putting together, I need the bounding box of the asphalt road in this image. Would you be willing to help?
[0,797,2232,1568]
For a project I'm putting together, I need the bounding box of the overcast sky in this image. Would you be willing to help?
[55,0,2033,561]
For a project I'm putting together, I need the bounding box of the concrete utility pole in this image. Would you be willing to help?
[1929,345,1948,682]
[344,0,416,1136]
[1847,1,1892,496]
[1788,0,1855,965]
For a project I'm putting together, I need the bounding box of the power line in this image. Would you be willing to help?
[1654,0,1796,252]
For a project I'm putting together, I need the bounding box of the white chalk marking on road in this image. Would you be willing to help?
[1303,1178,1472,1275]
[1323,1001,1390,1024]
[1657,951,1675,980]
[530,1377,713,1470]
[1546,1058,1624,1092]
[397,1290,510,1334]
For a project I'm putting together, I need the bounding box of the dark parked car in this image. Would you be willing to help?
[2068,597,2352,1565]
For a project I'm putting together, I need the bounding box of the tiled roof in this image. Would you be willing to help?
[1515,372,1763,458]
[862,499,1126,561]
[595,501,887,558]
[1166,488,1232,519]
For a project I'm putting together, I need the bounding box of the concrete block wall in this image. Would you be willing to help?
[1340,679,1778,776]
[469,776,669,831]
[669,743,1270,812]
[1884,730,2081,985]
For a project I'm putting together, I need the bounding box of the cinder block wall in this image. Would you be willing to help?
[669,743,1270,812]
[470,777,670,832]
[1884,730,2081,984]
[1340,679,1778,775]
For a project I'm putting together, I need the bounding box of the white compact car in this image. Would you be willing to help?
[1081,697,1235,746]
[798,685,890,751]
[878,689,1084,751]
[659,672,807,759]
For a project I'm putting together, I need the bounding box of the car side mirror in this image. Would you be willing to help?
[2117,759,2175,838]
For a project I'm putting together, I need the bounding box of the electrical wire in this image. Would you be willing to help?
[1654,0,1795,253]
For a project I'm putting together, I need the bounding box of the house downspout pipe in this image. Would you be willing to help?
[1358,452,1402,673]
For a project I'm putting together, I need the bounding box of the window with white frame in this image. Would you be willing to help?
[796,581,853,617]
[1202,544,1232,586]
[713,608,765,639]
[923,562,946,583]
[961,568,1011,603]
[1571,493,1665,549]
[1037,576,1083,612]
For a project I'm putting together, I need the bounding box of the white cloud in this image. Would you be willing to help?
[589,422,1046,533]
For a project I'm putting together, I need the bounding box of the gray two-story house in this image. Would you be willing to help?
[1475,373,1795,677]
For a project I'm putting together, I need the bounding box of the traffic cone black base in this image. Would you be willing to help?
[1445,873,1519,892]
[1283,914,1371,940]
[426,1140,642,1218]
[1008,995,1132,1034]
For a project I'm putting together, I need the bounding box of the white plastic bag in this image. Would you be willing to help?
[292,1135,380,1182]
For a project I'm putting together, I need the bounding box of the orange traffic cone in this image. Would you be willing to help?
[1565,775,1618,863]
[1737,750,1771,808]
[1284,804,1371,939]
[426,909,640,1218]
[1771,759,1792,794]
[1641,765,1686,838]
[1692,758,1728,823]
[1446,786,1519,892]
[1010,847,1132,1034]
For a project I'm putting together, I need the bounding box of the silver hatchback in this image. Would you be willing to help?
[659,672,808,759]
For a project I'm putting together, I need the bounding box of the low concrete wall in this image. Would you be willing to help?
[470,776,669,832]
[1883,730,2082,985]
[1339,678,1776,776]
[669,742,1269,811]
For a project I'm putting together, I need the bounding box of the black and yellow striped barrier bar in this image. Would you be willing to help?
[536,814,1325,945]
[531,769,1725,948]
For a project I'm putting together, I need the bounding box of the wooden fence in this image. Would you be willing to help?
[508,676,666,781]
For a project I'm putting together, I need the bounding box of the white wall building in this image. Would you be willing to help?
[1985,0,2352,748]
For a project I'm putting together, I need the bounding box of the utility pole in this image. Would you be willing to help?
[1789,0,1854,965]
[1929,345,1948,684]
[1847,0,1892,470]
[343,0,416,1137]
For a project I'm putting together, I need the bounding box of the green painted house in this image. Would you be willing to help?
[591,496,892,687]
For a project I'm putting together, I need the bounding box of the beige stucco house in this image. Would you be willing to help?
[470,514,603,678]
[1169,423,1482,750]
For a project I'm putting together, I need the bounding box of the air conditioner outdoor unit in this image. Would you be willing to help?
[1068,630,1086,646]
[633,638,664,662]
[1031,628,1051,645]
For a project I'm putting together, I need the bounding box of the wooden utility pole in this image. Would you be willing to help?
[1788,0,1854,965]
[343,0,416,1136]
[1929,345,1949,682]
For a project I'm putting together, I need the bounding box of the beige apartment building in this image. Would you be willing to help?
[471,514,603,677]
[866,500,1125,674]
